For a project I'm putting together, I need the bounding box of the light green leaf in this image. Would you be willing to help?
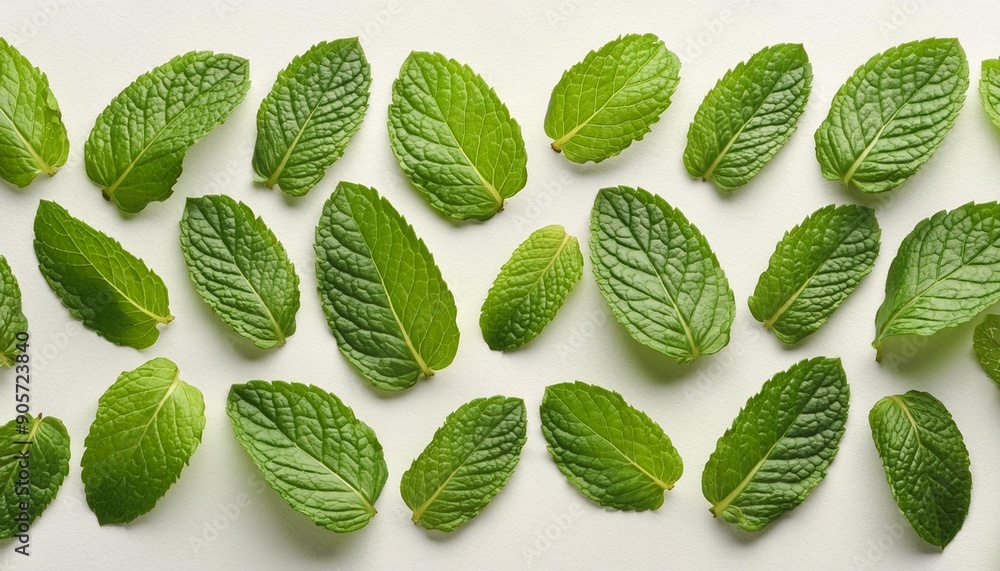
[545,33,680,163]
[81,358,205,525]
[33,200,172,350]
[869,391,971,548]
[227,381,387,533]
[974,314,1000,386]
[479,225,583,351]
[0,256,28,367]
[702,357,849,532]
[749,204,880,343]
[388,51,527,221]
[684,43,811,191]
[401,396,526,532]
[180,195,299,349]
[590,185,734,363]
[980,58,1000,129]
[0,414,70,539]
[0,38,68,188]
[253,39,370,197]
[815,38,968,193]
[314,181,459,391]
[85,51,250,213]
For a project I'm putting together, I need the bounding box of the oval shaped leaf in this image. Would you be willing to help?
[0,256,28,367]
[974,314,1000,386]
[0,414,70,539]
[980,57,1000,130]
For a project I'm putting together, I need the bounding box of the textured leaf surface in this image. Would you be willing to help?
[0,414,70,539]
[180,195,299,349]
[539,381,682,511]
[388,51,527,221]
[401,396,526,531]
[684,43,811,191]
[0,256,28,367]
[227,381,387,533]
[749,204,880,343]
[479,225,583,351]
[869,391,971,548]
[81,358,205,525]
[33,200,172,349]
[980,58,1000,129]
[545,33,680,163]
[814,38,968,193]
[974,314,1000,386]
[590,185,734,363]
[314,181,459,390]
[85,51,250,213]
[702,357,849,531]
[253,39,370,197]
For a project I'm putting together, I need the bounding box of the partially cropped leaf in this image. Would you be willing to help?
[0,38,68,187]
[974,315,1000,386]
[0,414,70,539]
[874,202,1000,360]
[749,204,880,343]
[869,391,971,548]
[479,225,583,351]
[684,43,811,191]
[81,358,205,525]
[85,51,250,213]
[590,185,734,363]
[180,195,299,349]
[545,33,680,163]
[314,181,459,390]
[815,38,968,193]
[540,381,682,511]
[702,357,849,532]
[401,396,526,532]
[980,58,1000,129]
[253,39,371,197]
[388,51,527,221]
[0,256,28,367]
[33,200,172,349]
[227,381,387,533]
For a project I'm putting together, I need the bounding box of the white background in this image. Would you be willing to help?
[0,0,997,569]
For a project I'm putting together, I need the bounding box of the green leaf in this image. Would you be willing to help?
[314,181,460,391]
[980,58,1000,129]
[814,38,968,193]
[227,381,387,533]
[81,358,205,525]
[388,51,527,221]
[702,357,849,532]
[974,314,1000,386]
[539,381,682,511]
[749,204,881,343]
[479,225,583,351]
[0,38,69,188]
[545,33,680,163]
[874,202,1000,360]
[684,43,811,191]
[589,185,734,363]
[401,396,526,532]
[0,414,70,539]
[179,195,299,349]
[33,200,173,349]
[253,39,370,197]
[85,51,250,213]
[869,391,971,548]
[0,256,28,368]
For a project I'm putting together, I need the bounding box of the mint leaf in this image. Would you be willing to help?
[401,396,526,531]
[980,58,1000,129]
[81,358,205,525]
[703,357,849,531]
[974,315,1000,386]
[388,51,527,221]
[0,256,28,367]
[684,43,811,191]
[874,202,1000,361]
[227,381,387,533]
[815,38,968,193]
[590,185,734,363]
[0,414,70,539]
[33,200,173,349]
[545,33,680,163]
[479,225,583,351]
[869,391,971,548]
[180,195,299,349]
[314,181,460,390]
[85,51,250,213]
[253,39,370,197]
[0,39,68,188]
[539,381,682,511]
[749,204,880,343]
